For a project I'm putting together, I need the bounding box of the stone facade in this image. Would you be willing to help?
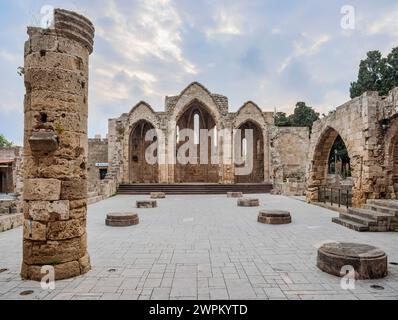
[307,88,398,207]
[88,137,109,194]
[0,147,23,196]
[106,82,309,189]
[21,9,94,281]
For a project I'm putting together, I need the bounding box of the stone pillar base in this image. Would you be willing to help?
[21,253,91,281]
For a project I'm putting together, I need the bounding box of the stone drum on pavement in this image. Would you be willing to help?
[237,198,260,207]
[317,242,388,279]
[150,192,166,199]
[106,213,139,227]
[258,210,292,224]
[137,200,157,208]
[227,192,243,198]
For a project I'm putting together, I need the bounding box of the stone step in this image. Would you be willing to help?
[332,217,369,232]
[367,199,398,210]
[348,207,393,222]
[339,212,377,227]
[364,204,398,217]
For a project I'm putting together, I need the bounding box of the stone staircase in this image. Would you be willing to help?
[332,199,398,232]
[117,183,273,195]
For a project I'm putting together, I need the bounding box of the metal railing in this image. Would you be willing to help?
[318,186,352,209]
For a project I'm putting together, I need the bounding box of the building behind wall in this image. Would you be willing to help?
[0,147,23,195]
[99,82,310,195]
[88,136,109,196]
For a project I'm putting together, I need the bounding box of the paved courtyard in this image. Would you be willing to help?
[1,194,398,300]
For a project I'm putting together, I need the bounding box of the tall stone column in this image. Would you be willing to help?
[21,9,95,281]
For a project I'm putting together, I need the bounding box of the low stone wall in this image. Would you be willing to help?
[0,213,23,232]
[0,199,18,214]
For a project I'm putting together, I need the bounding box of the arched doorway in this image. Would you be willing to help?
[174,101,219,183]
[235,121,264,183]
[385,124,398,199]
[309,127,353,201]
[129,120,159,183]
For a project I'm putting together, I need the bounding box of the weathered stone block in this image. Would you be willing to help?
[136,200,157,208]
[237,198,260,207]
[23,237,85,265]
[227,192,243,198]
[24,179,61,201]
[61,179,87,200]
[317,242,388,280]
[106,213,139,227]
[79,252,91,274]
[28,200,69,222]
[23,220,47,241]
[150,192,166,199]
[258,210,292,225]
[47,219,85,240]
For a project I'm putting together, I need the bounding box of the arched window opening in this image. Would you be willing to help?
[328,135,351,178]
[242,138,247,159]
[194,114,200,145]
[213,126,218,147]
[176,125,180,143]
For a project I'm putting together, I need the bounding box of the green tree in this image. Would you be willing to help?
[288,102,320,129]
[350,48,398,98]
[274,112,291,126]
[383,47,398,95]
[0,134,13,147]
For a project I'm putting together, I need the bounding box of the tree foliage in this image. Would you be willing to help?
[350,47,398,98]
[274,102,320,131]
[0,134,13,148]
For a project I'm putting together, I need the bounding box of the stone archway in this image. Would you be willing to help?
[384,117,398,199]
[129,120,159,183]
[235,120,264,183]
[308,126,354,201]
[175,100,219,183]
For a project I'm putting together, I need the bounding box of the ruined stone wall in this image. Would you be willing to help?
[105,82,316,189]
[88,138,108,193]
[306,91,381,206]
[270,127,309,195]
[21,8,94,281]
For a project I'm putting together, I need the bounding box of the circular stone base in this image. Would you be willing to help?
[258,210,291,224]
[237,198,260,207]
[150,192,166,199]
[317,242,388,279]
[106,213,139,227]
[227,192,243,198]
[136,200,157,209]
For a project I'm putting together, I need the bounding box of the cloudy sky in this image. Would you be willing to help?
[0,0,397,144]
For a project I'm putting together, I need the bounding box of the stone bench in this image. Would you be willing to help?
[150,192,166,199]
[317,242,388,279]
[106,213,139,227]
[227,192,243,198]
[258,210,291,224]
[136,200,157,209]
[237,198,260,207]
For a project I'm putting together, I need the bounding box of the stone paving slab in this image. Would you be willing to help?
[0,194,398,300]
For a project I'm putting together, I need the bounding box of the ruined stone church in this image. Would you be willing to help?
[87,82,309,194]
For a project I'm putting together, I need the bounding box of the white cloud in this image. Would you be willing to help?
[365,10,398,37]
[205,8,243,38]
[97,0,196,75]
[278,33,331,73]
[0,50,19,63]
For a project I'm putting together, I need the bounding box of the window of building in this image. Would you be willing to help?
[99,168,108,180]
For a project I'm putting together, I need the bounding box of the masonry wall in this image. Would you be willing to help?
[88,138,108,193]
[270,127,309,195]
